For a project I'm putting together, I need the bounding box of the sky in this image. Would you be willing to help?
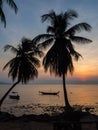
[0,0,98,84]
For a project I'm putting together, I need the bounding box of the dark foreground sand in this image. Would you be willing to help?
[0,121,53,130]
[0,111,98,130]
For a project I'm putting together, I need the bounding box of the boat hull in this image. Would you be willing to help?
[39,91,60,95]
[9,95,20,100]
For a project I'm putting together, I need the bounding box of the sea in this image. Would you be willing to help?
[0,84,98,116]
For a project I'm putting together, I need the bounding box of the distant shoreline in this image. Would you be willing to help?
[0,82,98,85]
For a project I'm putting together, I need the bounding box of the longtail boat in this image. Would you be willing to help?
[39,91,60,95]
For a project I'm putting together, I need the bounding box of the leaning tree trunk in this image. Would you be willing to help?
[0,81,20,111]
[62,73,71,109]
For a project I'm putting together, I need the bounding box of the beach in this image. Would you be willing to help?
[0,121,53,130]
[0,111,98,130]
[0,84,98,129]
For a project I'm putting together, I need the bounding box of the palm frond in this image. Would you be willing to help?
[41,10,56,23]
[28,49,44,58]
[6,0,18,13]
[70,36,92,43]
[34,34,54,44]
[73,51,82,61]
[68,62,74,75]
[0,7,6,27]
[41,14,51,23]
[42,40,74,76]
[21,37,33,52]
[66,39,82,60]
[7,59,19,80]
[38,38,54,49]
[17,56,39,83]
[4,45,18,53]
[30,56,40,68]
[3,37,42,84]
[65,23,92,36]
[64,9,78,20]
[3,58,14,70]
[34,49,44,57]
[21,37,31,44]
[47,26,54,33]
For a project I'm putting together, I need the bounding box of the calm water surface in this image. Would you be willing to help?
[0,84,98,116]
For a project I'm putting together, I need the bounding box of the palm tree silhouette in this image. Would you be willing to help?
[0,37,43,109]
[34,10,92,109]
[0,0,18,27]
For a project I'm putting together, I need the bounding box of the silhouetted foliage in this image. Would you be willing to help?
[0,0,18,27]
[0,37,43,109]
[34,9,92,109]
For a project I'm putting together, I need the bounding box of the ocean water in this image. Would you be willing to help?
[0,84,98,116]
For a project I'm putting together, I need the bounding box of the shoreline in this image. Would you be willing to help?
[2,103,97,117]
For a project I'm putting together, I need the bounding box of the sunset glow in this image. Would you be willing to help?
[0,0,98,84]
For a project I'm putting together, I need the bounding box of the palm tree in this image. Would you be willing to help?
[0,37,43,109]
[34,10,92,109]
[0,0,18,27]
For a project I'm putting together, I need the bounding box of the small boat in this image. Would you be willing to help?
[39,91,60,95]
[9,92,20,100]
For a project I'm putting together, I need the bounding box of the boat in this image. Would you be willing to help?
[9,92,20,100]
[39,91,60,95]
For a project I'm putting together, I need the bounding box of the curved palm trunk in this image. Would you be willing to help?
[0,81,20,111]
[62,73,71,109]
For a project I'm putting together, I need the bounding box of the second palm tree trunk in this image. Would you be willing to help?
[0,81,19,111]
